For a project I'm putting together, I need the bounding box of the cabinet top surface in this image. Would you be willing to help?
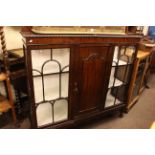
[21,26,142,39]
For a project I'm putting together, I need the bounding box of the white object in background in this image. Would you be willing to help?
[113,46,119,60]
[112,60,127,66]
[108,68,123,88]
[144,43,155,47]
[143,26,149,36]
[105,89,121,107]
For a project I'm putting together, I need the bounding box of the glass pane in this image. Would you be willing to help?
[114,65,132,84]
[54,99,68,123]
[36,102,53,126]
[44,74,59,100]
[108,65,132,89]
[61,73,69,98]
[33,76,43,103]
[113,46,135,66]
[31,49,51,75]
[53,48,70,71]
[105,89,121,108]
[120,46,136,64]
[131,72,143,100]
[105,45,135,108]
[31,48,70,127]
[43,61,60,74]
[108,67,123,88]
[110,85,128,102]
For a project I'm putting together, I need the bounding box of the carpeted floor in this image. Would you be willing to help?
[2,74,155,129]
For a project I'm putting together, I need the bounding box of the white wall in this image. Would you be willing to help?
[4,26,23,50]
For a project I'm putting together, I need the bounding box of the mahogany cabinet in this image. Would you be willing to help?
[21,27,142,128]
[71,45,112,117]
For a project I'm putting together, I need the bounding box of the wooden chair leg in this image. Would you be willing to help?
[6,76,17,125]
[11,106,17,125]
[1,27,18,127]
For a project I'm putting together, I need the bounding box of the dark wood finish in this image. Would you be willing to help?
[21,27,142,128]
[23,45,37,128]
[71,45,112,117]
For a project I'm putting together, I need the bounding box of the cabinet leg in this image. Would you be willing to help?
[124,108,129,114]
[119,112,123,118]
[145,84,150,89]
[119,109,124,118]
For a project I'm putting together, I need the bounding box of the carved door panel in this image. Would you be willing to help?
[70,45,112,117]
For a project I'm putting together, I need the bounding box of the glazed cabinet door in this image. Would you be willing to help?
[27,47,71,128]
[70,45,113,117]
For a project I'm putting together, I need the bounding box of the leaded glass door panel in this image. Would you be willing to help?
[31,48,70,127]
[105,45,136,108]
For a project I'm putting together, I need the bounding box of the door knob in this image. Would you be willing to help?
[73,87,78,92]
[73,82,78,92]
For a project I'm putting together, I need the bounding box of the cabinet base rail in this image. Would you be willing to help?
[33,104,125,129]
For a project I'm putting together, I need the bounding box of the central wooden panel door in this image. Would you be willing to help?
[70,44,113,117]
